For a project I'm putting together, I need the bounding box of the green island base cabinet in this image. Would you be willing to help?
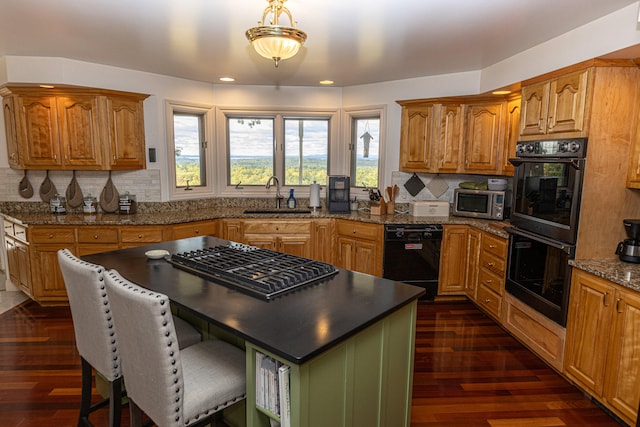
[245,301,417,427]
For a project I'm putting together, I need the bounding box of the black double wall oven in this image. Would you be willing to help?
[506,138,587,326]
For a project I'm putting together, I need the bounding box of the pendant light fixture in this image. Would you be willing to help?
[245,0,307,67]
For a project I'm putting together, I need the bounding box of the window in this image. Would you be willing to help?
[166,101,214,199]
[343,106,385,193]
[219,109,337,195]
[351,116,380,188]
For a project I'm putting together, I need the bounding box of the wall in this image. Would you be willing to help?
[1,3,640,203]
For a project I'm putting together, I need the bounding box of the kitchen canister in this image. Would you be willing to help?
[82,195,98,215]
[49,194,67,214]
[118,192,137,214]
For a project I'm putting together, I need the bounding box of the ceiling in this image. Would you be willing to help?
[0,0,637,87]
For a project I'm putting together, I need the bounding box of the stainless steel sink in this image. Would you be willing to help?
[243,209,311,214]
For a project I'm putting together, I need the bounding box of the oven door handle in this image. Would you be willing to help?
[509,157,584,170]
[504,226,576,257]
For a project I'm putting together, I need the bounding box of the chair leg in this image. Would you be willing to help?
[108,376,123,427]
[78,357,93,427]
[129,400,144,427]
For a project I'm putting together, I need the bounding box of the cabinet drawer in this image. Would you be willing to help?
[477,284,502,319]
[481,234,507,258]
[479,250,506,276]
[4,221,15,238]
[336,220,380,241]
[478,267,504,295]
[243,220,311,235]
[120,227,164,243]
[30,226,75,244]
[13,224,28,243]
[171,221,217,240]
[77,227,119,243]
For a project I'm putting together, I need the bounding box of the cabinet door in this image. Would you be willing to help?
[279,235,312,258]
[437,104,463,173]
[604,288,640,424]
[57,95,103,169]
[243,234,277,250]
[5,236,20,288]
[501,97,520,175]
[105,97,146,169]
[546,69,590,135]
[2,96,21,168]
[438,225,468,295]
[30,243,70,301]
[353,239,378,276]
[221,220,243,242]
[171,220,218,240]
[463,102,504,173]
[399,104,436,172]
[312,219,333,263]
[17,95,62,168]
[520,82,549,137]
[335,236,355,271]
[464,228,482,299]
[564,270,615,395]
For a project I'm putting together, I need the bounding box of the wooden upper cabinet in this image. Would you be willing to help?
[501,96,521,175]
[436,103,464,173]
[520,69,591,139]
[399,104,435,172]
[106,96,146,169]
[16,95,62,168]
[58,95,103,168]
[463,101,505,173]
[3,96,21,168]
[0,86,148,170]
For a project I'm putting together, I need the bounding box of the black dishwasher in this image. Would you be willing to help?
[383,224,442,300]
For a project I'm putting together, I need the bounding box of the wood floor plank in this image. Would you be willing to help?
[0,299,626,426]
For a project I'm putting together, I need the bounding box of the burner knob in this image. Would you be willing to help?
[525,144,535,153]
[558,141,568,152]
[516,144,526,154]
[569,141,581,152]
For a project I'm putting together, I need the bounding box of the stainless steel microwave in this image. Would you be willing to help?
[453,188,506,220]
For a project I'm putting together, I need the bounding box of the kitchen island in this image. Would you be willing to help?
[83,235,424,427]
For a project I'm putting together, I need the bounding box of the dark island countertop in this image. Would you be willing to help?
[83,235,425,364]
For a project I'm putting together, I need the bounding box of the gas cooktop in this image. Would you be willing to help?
[166,243,338,300]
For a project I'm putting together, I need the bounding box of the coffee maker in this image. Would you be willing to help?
[616,219,640,263]
[327,176,350,213]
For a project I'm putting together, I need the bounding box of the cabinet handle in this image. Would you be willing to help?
[194,229,200,234]
[616,298,623,314]
[489,244,496,249]
[485,279,493,284]
[93,235,99,239]
[487,262,494,267]
[48,233,54,239]
[603,292,610,307]
[138,234,143,239]
[484,298,490,304]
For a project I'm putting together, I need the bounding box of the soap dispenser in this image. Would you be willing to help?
[287,188,297,208]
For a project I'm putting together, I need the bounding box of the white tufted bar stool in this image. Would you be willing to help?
[57,249,203,427]
[104,269,246,427]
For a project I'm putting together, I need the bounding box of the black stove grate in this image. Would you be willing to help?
[166,243,338,300]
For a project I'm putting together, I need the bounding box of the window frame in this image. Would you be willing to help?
[341,105,387,198]
[216,107,339,197]
[165,100,216,200]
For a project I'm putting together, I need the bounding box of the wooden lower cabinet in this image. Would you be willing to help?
[242,220,312,258]
[76,226,120,256]
[464,227,482,299]
[438,225,468,295]
[334,220,382,277]
[170,220,218,240]
[245,301,418,427]
[564,269,640,425]
[312,218,334,264]
[221,219,243,242]
[119,226,166,248]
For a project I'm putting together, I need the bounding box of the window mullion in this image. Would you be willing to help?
[274,115,285,180]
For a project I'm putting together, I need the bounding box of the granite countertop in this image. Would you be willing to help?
[570,259,640,293]
[0,203,511,238]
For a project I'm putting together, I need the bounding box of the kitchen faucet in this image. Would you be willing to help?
[266,176,284,209]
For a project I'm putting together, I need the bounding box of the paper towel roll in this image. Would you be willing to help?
[309,182,321,208]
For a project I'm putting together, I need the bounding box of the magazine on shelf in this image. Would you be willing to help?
[255,351,290,424]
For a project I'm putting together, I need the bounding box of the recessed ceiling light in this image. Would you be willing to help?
[219,77,235,82]
[319,80,334,85]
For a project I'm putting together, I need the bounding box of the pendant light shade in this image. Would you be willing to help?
[246,0,307,67]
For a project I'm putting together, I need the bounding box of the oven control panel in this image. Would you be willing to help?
[515,138,587,158]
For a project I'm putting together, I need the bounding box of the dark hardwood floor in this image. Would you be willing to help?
[0,299,625,426]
